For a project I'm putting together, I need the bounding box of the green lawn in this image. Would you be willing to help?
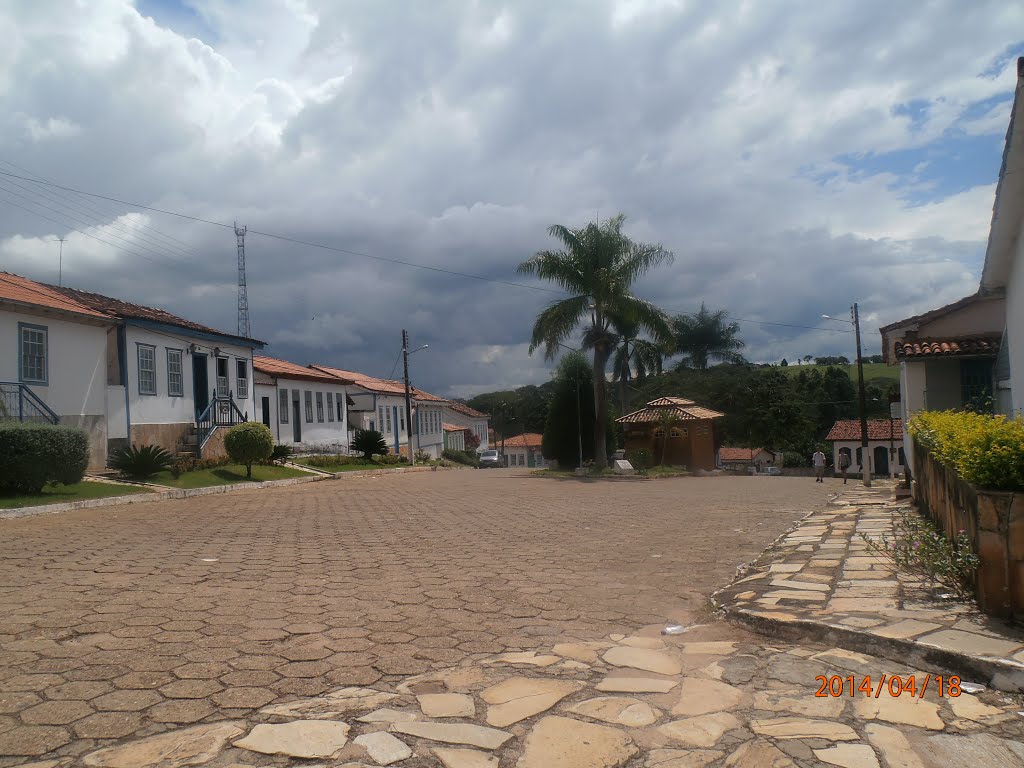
[292,458,397,473]
[150,463,314,489]
[780,362,898,383]
[0,481,153,510]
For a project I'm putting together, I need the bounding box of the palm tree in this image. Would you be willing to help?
[610,316,669,418]
[518,214,674,468]
[670,303,746,370]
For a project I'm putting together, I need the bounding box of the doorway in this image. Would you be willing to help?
[261,397,271,429]
[292,400,302,443]
[873,445,889,476]
[192,354,208,419]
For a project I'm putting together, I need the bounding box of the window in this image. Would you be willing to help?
[337,393,344,422]
[279,389,289,423]
[137,344,157,395]
[384,406,391,434]
[326,393,335,422]
[304,391,313,423]
[316,392,325,422]
[236,359,248,400]
[653,427,666,438]
[670,427,688,438]
[216,357,229,397]
[18,323,48,384]
[167,349,183,396]
[379,406,386,433]
[400,410,405,433]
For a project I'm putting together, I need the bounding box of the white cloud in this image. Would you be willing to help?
[0,0,1021,395]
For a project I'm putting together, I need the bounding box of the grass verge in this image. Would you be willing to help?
[0,481,153,510]
[150,463,314,489]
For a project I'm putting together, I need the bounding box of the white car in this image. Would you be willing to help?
[478,449,502,468]
[760,466,782,476]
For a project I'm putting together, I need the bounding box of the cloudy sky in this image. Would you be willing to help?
[1,1,1022,397]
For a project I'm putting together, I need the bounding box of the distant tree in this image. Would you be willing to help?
[814,355,850,366]
[780,358,789,367]
[610,316,669,418]
[670,304,746,370]
[803,355,813,364]
[542,352,611,468]
[519,214,674,468]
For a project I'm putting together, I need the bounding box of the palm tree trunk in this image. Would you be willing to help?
[619,340,629,419]
[592,343,610,468]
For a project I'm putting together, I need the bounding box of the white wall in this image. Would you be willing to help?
[0,307,108,418]
[416,402,445,456]
[1008,229,1024,415]
[831,440,905,476]
[349,388,412,454]
[124,326,256,426]
[900,361,927,471]
[256,378,348,449]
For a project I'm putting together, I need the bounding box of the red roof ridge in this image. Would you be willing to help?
[254,355,355,384]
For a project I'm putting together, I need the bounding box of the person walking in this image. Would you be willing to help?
[839,451,850,484]
[812,449,826,483]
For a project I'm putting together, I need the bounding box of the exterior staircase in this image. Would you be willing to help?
[0,382,59,424]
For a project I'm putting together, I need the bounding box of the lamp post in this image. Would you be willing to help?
[401,330,428,466]
[823,305,871,487]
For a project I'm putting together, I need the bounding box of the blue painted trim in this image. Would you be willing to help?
[166,347,184,397]
[17,321,48,386]
[136,342,158,396]
[125,318,265,349]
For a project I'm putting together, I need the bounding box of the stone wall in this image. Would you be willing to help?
[912,439,1024,619]
[130,422,191,454]
[201,427,229,460]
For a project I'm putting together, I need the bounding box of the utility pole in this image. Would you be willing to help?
[55,237,66,286]
[576,373,583,469]
[853,303,871,488]
[402,329,415,466]
[235,223,250,338]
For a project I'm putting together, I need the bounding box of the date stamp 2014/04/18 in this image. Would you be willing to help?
[815,675,962,698]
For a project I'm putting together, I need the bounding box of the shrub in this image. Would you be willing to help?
[224,422,274,479]
[909,411,1024,491]
[109,444,174,480]
[169,455,229,478]
[626,448,652,471]
[351,429,388,461]
[443,448,479,467]
[414,450,433,463]
[300,454,357,468]
[0,423,90,493]
[268,444,294,464]
[375,452,407,465]
[861,508,979,602]
[783,451,809,468]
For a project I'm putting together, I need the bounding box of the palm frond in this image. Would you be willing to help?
[528,296,591,360]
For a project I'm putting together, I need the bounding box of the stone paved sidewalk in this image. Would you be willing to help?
[16,624,1024,767]
[714,483,1024,692]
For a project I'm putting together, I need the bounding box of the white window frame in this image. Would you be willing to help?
[236,359,249,400]
[216,356,229,397]
[166,348,184,397]
[304,390,313,423]
[137,343,157,396]
[385,406,392,434]
[316,391,325,422]
[279,388,289,424]
[379,406,385,433]
[326,392,335,422]
[336,392,344,422]
[18,322,48,385]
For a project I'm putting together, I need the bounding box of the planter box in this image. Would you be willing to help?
[912,439,1024,619]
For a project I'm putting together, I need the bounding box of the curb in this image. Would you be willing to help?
[717,603,1024,693]
[0,464,458,521]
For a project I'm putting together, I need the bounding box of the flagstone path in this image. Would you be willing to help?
[715,484,1024,691]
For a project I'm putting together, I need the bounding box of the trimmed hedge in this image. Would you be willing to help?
[909,410,1024,492]
[0,423,90,493]
[442,448,479,467]
[224,422,274,478]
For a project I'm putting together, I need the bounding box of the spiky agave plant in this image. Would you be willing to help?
[109,444,174,479]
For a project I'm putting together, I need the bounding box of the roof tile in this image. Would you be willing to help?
[894,336,1000,360]
[0,272,111,320]
[825,419,904,441]
[254,356,354,384]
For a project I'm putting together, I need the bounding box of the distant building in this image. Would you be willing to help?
[718,447,781,472]
[824,419,904,477]
[616,396,724,471]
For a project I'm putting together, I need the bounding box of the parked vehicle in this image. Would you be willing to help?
[479,449,502,468]
[760,466,782,476]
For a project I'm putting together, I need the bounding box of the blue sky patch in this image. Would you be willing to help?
[136,0,217,44]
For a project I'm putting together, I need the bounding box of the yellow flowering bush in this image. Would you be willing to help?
[909,410,1024,491]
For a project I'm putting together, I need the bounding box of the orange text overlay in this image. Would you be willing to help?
[815,674,962,698]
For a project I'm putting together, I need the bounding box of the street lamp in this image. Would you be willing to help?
[555,342,584,470]
[822,305,871,487]
[401,331,428,465]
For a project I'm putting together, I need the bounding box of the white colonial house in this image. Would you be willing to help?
[442,423,468,452]
[254,356,351,450]
[824,419,905,478]
[1,271,265,468]
[501,432,548,468]
[441,400,490,452]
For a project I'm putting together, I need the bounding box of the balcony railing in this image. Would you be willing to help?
[0,382,60,425]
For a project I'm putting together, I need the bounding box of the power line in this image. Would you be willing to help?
[0,159,202,256]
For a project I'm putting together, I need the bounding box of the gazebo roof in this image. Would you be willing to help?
[616,397,724,424]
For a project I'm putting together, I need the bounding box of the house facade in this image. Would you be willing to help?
[1,272,264,467]
[253,356,351,450]
[824,419,905,478]
[501,432,547,468]
[441,401,490,452]
[442,424,468,452]
[718,447,781,471]
[617,396,724,471]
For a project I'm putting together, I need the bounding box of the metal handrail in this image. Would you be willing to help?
[0,382,60,424]
[195,388,248,453]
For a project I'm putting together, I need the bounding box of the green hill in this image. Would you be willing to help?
[779,362,898,385]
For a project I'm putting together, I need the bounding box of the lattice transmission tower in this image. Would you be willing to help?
[234,222,250,338]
